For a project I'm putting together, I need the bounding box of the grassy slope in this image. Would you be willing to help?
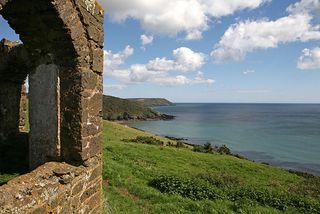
[1,119,318,213]
[103,96,161,120]
[103,121,319,214]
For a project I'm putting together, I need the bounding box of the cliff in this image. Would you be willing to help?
[103,95,174,121]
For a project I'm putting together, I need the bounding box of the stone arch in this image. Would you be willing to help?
[0,1,104,212]
[0,0,104,167]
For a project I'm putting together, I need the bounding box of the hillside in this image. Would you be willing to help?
[128,98,173,107]
[103,95,174,121]
[103,121,320,213]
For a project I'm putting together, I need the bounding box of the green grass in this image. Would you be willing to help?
[102,121,320,214]
[0,174,18,185]
[1,120,319,213]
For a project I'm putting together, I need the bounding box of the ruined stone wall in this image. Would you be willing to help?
[0,82,25,143]
[0,0,104,213]
[0,157,102,213]
[0,39,29,145]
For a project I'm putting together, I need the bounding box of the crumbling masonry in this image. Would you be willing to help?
[0,0,104,213]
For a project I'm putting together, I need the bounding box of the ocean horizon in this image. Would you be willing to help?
[127,103,320,175]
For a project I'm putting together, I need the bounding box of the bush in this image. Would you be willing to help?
[175,141,185,148]
[193,145,208,153]
[123,136,188,148]
[228,187,320,213]
[149,175,223,201]
[204,142,213,152]
[150,174,320,213]
[197,172,243,188]
[122,136,164,145]
[193,143,232,155]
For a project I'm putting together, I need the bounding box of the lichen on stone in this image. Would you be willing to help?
[83,0,96,15]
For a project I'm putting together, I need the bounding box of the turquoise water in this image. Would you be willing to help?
[127,103,320,175]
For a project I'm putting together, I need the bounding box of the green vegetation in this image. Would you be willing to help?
[1,119,319,213]
[103,95,174,121]
[123,136,166,146]
[128,98,173,107]
[103,121,320,213]
[0,174,18,185]
[193,142,232,155]
[122,136,187,148]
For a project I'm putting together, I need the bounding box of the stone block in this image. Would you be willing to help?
[80,181,100,202]
[29,64,60,169]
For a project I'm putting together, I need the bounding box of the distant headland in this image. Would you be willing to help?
[103,95,175,121]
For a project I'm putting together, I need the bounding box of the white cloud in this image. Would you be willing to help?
[211,0,320,63]
[173,47,207,71]
[200,0,271,17]
[104,46,134,69]
[243,69,255,75]
[212,14,320,63]
[148,71,214,86]
[102,0,269,40]
[147,47,206,72]
[140,34,154,50]
[297,47,320,70]
[287,0,320,15]
[146,47,206,73]
[194,71,215,84]
[104,46,214,86]
[104,84,127,92]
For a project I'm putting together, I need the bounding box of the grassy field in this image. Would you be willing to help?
[102,121,320,214]
[1,120,319,213]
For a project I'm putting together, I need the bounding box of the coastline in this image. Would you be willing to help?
[106,114,175,123]
[120,121,320,177]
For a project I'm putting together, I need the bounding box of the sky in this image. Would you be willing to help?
[1,0,320,103]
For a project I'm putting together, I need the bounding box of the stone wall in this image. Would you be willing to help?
[0,39,29,145]
[0,157,102,213]
[0,82,25,144]
[0,0,104,213]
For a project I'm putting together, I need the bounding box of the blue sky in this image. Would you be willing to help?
[1,0,320,103]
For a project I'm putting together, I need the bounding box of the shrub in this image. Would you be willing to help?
[122,136,164,145]
[175,141,185,148]
[204,142,213,152]
[123,136,189,148]
[193,145,208,153]
[216,145,231,155]
[150,174,320,213]
[197,172,243,188]
[193,143,232,155]
[149,175,223,201]
[228,187,320,213]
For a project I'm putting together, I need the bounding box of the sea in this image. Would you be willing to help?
[126,103,320,175]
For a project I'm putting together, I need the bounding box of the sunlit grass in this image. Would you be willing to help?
[102,121,319,213]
